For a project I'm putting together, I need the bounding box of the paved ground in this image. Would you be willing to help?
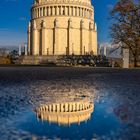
[0,66,139,81]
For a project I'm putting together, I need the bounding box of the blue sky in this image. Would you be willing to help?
[0,0,117,47]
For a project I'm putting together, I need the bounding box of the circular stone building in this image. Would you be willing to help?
[28,0,97,56]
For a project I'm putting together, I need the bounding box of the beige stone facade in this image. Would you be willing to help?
[28,0,97,56]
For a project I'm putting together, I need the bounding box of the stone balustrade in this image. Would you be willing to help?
[37,102,93,113]
[35,101,94,125]
[31,5,94,20]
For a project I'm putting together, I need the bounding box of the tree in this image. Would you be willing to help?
[110,0,140,67]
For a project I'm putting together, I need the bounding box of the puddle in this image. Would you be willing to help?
[0,68,140,139]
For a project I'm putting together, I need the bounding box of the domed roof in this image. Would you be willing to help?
[34,0,91,5]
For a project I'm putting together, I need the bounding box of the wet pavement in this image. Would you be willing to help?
[0,67,140,140]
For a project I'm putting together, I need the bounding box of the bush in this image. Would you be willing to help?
[0,56,11,64]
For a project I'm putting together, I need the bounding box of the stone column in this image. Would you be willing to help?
[32,20,39,55]
[49,105,51,112]
[38,8,40,17]
[45,105,48,111]
[72,7,73,16]
[53,19,59,55]
[73,7,75,16]
[56,6,59,16]
[73,103,76,111]
[48,7,50,16]
[89,22,93,54]
[65,103,68,112]
[93,23,97,55]
[69,103,72,112]
[80,19,84,55]
[67,18,72,55]
[27,22,31,55]
[64,6,66,15]
[61,103,64,112]
[89,22,98,55]
[69,7,71,16]
[52,104,55,112]
[56,104,60,112]
[65,6,67,15]
[46,7,48,16]
[82,104,84,110]
[76,103,79,111]
[40,20,46,55]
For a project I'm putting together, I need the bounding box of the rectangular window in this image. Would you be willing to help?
[43,7,45,16]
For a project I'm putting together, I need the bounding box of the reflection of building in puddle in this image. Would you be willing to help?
[35,100,94,125]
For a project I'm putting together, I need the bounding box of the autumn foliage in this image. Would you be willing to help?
[110,0,140,67]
